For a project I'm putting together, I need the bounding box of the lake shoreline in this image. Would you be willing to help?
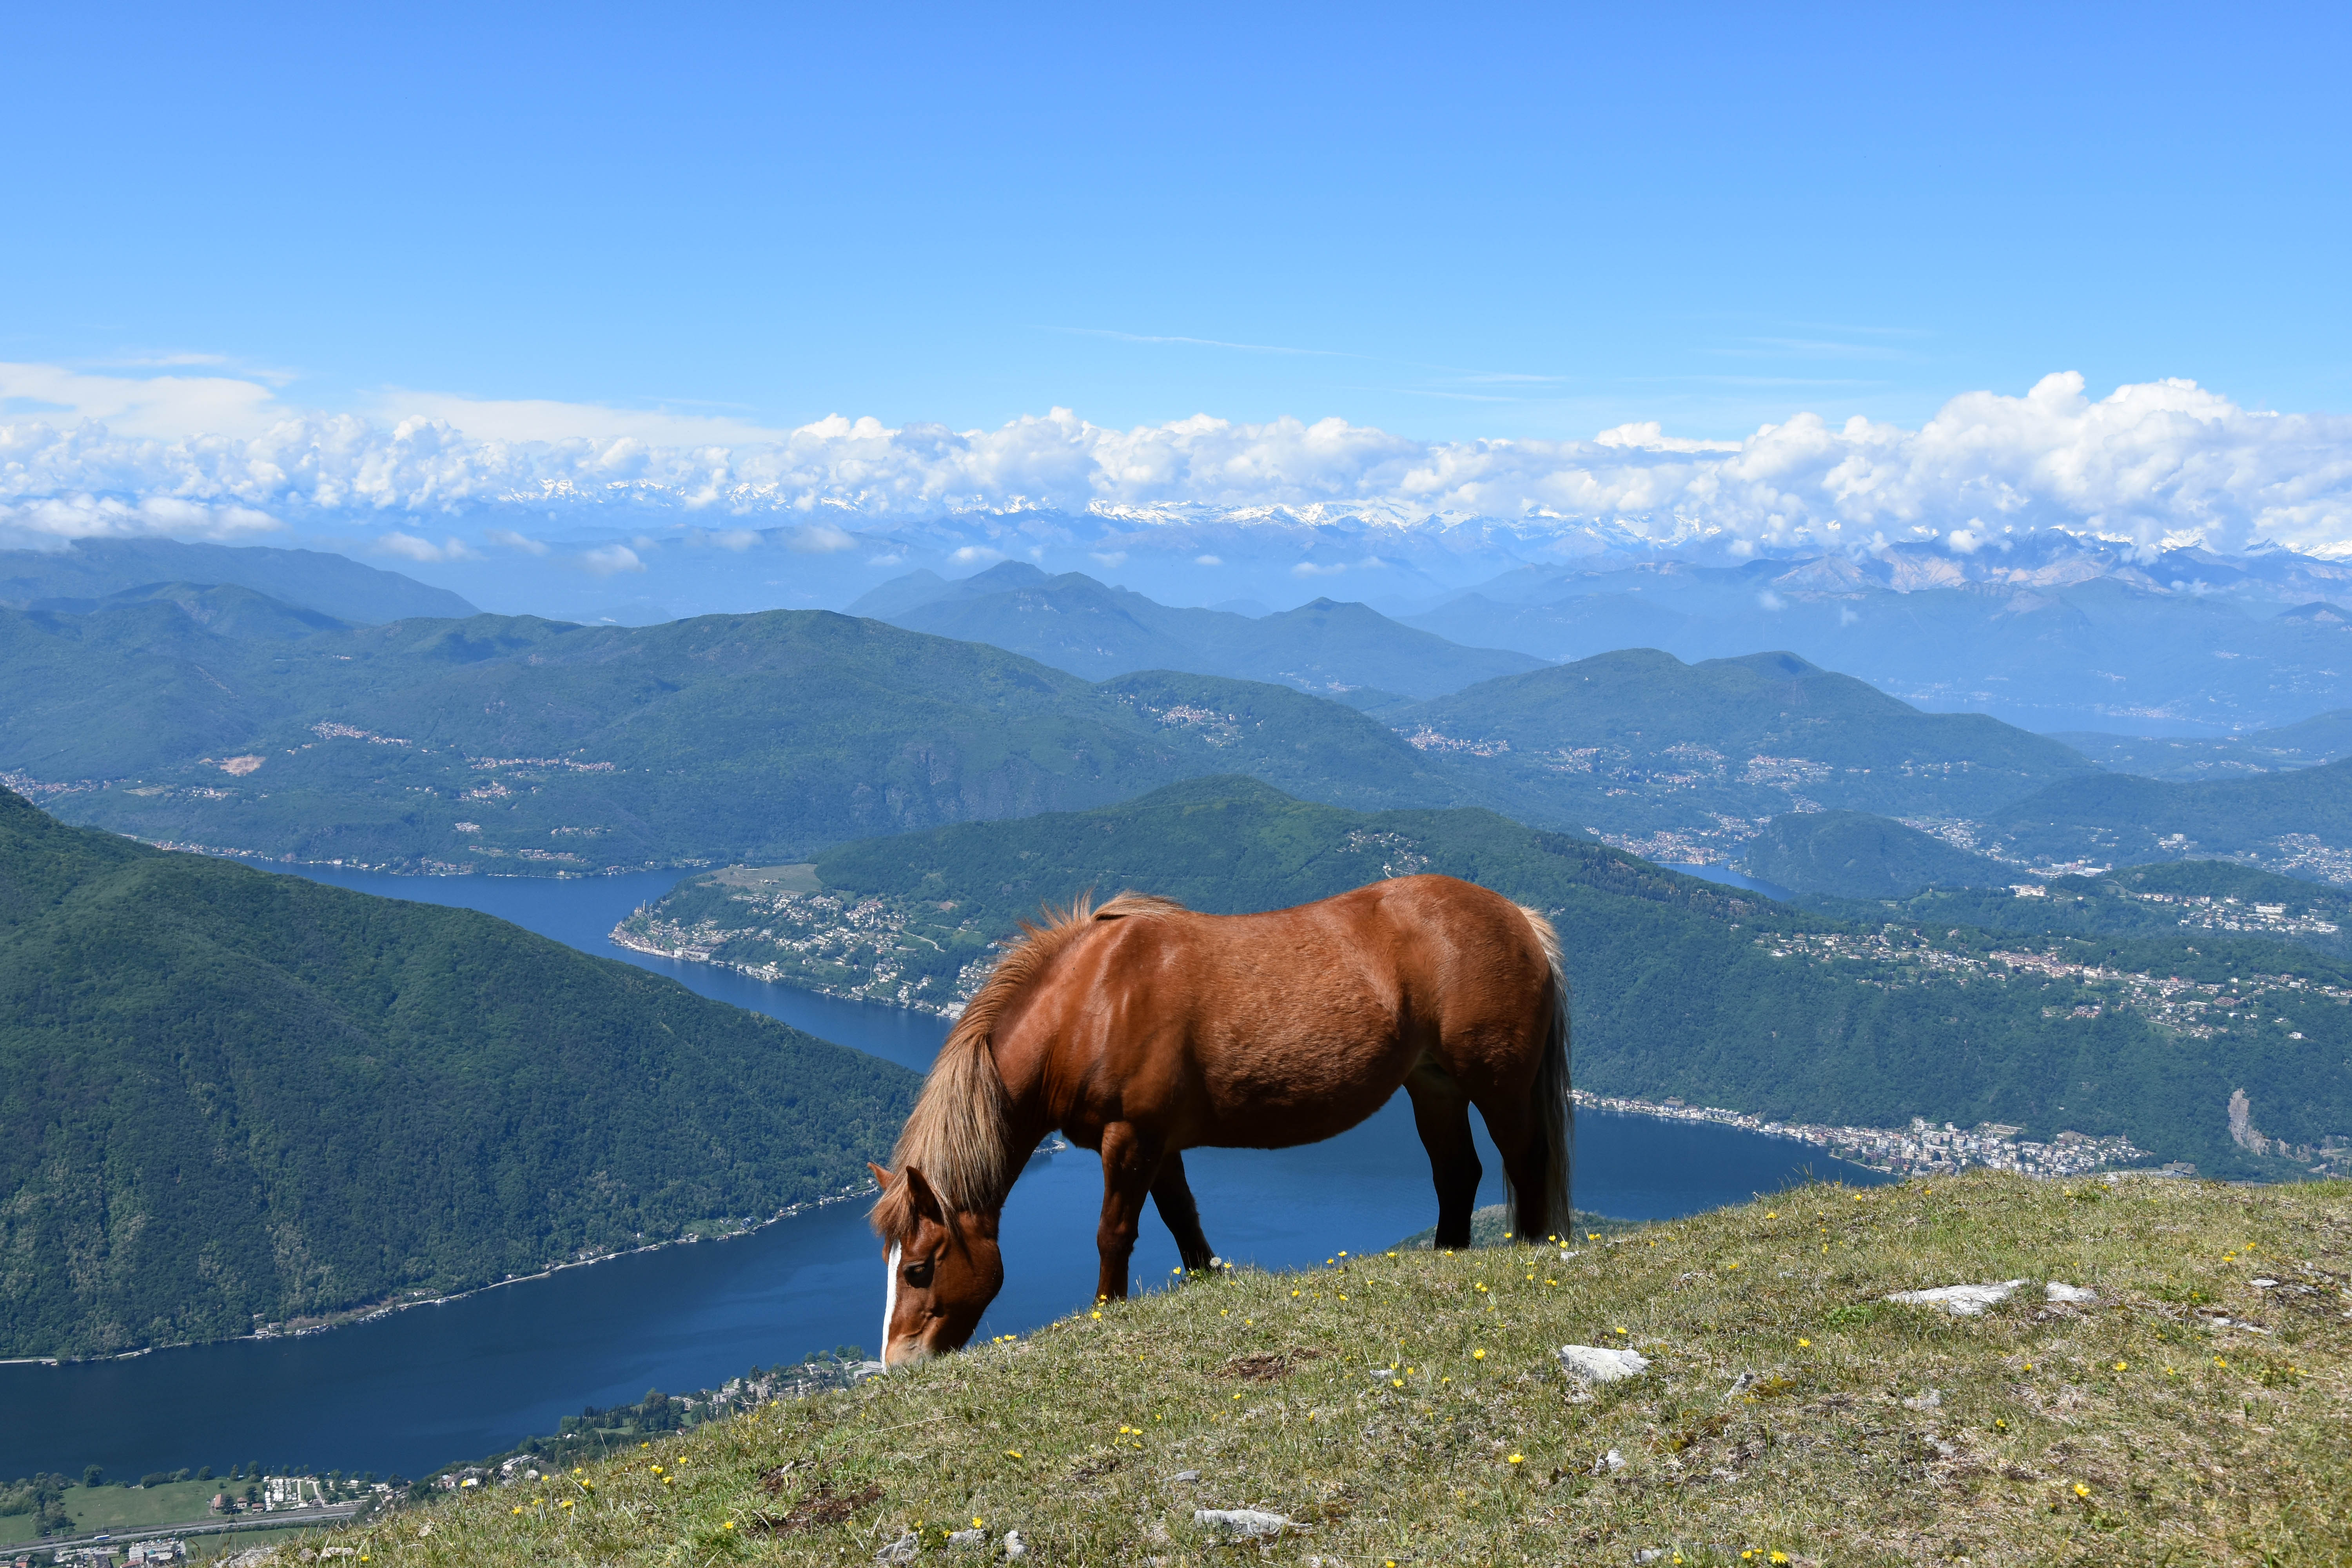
[10,1180,884,1368]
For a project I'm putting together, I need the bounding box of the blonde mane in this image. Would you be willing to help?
[871,891,1184,1240]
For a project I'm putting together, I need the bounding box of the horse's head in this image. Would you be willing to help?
[869,1162,1004,1367]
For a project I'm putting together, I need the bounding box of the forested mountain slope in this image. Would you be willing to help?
[1745,809,2014,898]
[1984,755,2352,876]
[0,597,1466,871]
[621,777,2352,1178]
[0,789,916,1358]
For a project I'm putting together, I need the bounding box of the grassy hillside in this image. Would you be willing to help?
[0,789,917,1357]
[325,1173,2352,1567]
[1745,809,2014,898]
[1,598,1463,871]
[1385,649,2099,859]
[621,777,2352,1177]
[871,564,1543,697]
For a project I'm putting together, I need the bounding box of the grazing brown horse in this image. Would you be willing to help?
[868,874,1569,1367]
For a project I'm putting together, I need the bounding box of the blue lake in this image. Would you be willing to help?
[0,864,1888,1482]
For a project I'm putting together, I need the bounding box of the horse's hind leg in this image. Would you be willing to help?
[1473,1097,1555,1244]
[1408,1082,1483,1250]
[1150,1151,1218,1273]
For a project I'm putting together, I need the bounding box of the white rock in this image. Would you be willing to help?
[1589,1448,1626,1475]
[1902,1388,1943,1410]
[1194,1508,1300,1540]
[1003,1530,1028,1560]
[1557,1344,1651,1383]
[1884,1279,2027,1316]
[947,1528,987,1549]
[876,1530,921,1563]
[2250,1277,2279,1289]
[1169,1470,1201,1482]
[2044,1281,2097,1304]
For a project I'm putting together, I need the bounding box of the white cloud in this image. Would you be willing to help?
[485,528,550,555]
[0,492,281,546]
[375,531,479,563]
[1194,554,1223,565]
[951,545,1003,565]
[784,523,857,554]
[581,544,645,575]
[1091,550,1128,567]
[4,368,2350,559]
[1293,561,1347,577]
[0,361,285,439]
[1757,590,1786,611]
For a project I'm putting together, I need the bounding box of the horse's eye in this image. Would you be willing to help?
[902,1258,934,1287]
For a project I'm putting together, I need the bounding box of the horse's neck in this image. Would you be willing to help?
[991,1035,1063,1172]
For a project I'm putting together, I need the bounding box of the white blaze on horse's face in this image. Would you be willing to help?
[881,1243,901,1368]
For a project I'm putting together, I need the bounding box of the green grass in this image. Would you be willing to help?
[0,1477,224,1544]
[329,1172,2350,1566]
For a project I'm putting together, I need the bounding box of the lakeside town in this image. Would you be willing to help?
[1572,1089,2155,1179]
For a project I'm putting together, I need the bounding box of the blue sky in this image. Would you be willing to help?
[5,2,2346,447]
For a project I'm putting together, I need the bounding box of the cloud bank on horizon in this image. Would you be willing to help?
[4,367,2349,561]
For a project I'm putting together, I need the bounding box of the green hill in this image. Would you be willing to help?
[329,1173,2352,1568]
[0,597,1465,871]
[865,563,1544,697]
[1744,809,2013,898]
[1802,858,2352,964]
[622,777,2352,1177]
[0,788,917,1358]
[1985,755,2352,878]
[1383,649,2100,857]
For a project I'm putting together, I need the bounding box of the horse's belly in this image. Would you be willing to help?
[1187,1022,1418,1150]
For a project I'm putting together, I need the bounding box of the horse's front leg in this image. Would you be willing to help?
[1093,1121,1158,1301]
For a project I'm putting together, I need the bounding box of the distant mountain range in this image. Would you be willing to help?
[623,775,2351,1180]
[0,787,915,1358]
[1400,543,2352,733]
[850,561,1543,699]
[21,529,2352,735]
[0,538,477,624]
[2050,708,2352,780]
[0,590,1467,871]
[9,567,2351,889]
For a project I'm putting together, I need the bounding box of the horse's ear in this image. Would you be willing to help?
[867,1161,891,1188]
[901,1164,946,1224]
